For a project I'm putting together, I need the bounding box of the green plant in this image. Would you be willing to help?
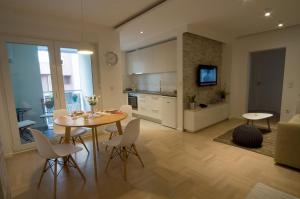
[72,94,78,102]
[44,96,54,109]
[187,95,196,103]
[216,89,229,100]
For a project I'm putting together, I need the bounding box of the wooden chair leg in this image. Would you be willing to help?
[122,147,128,181]
[37,159,48,187]
[105,147,116,172]
[78,136,89,153]
[105,132,114,151]
[59,137,63,144]
[68,155,86,181]
[54,159,58,199]
[132,144,144,167]
[267,118,271,131]
[72,137,76,146]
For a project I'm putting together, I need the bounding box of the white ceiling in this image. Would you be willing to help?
[118,0,300,50]
[1,0,299,51]
[0,0,159,27]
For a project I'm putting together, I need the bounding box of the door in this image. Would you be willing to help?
[0,39,98,151]
[1,39,59,150]
[248,48,285,118]
[54,43,97,113]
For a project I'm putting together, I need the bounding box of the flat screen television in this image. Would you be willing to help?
[197,65,217,86]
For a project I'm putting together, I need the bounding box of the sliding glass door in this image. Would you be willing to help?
[1,39,97,151]
[58,47,94,112]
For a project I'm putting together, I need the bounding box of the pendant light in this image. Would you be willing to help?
[78,0,93,55]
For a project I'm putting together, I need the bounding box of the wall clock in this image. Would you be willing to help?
[105,51,118,66]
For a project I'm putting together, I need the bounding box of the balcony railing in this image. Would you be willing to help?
[42,90,87,127]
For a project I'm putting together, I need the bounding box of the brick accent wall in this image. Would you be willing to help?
[183,32,223,108]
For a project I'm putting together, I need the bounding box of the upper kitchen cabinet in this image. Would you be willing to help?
[126,47,153,74]
[126,39,176,74]
[127,50,139,74]
[152,40,176,73]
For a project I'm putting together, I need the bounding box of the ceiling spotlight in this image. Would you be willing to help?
[139,31,144,34]
[278,23,284,28]
[264,11,271,17]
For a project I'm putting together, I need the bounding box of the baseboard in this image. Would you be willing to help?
[132,113,161,124]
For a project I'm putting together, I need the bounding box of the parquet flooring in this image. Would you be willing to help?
[6,119,300,199]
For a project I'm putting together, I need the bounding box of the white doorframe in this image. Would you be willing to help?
[0,36,99,152]
[0,36,59,151]
[54,41,101,110]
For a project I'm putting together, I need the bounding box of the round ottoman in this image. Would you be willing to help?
[232,125,263,148]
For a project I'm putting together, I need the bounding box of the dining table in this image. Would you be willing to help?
[54,111,127,180]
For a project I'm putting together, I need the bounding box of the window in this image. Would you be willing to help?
[63,75,72,85]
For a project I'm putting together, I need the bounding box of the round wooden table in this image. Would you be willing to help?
[54,112,127,180]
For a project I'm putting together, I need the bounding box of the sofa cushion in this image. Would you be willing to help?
[289,114,300,124]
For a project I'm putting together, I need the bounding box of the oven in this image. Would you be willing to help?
[128,92,138,110]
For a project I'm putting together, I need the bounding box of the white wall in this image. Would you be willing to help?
[0,7,123,155]
[230,26,300,122]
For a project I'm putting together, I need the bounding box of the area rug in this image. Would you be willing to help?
[246,183,299,199]
[213,127,276,157]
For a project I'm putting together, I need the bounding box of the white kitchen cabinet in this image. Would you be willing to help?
[137,94,149,116]
[161,96,177,128]
[126,47,153,74]
[138,47,153,74]
[126,39,176,74]
[152,40,176,73]
[148,95,161,119]
[126,51,138,74]
[137,94,162,120]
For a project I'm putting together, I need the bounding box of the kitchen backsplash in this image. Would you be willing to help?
[128,72,177,92]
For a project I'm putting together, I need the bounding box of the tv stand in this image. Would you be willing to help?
[184,103,229,132]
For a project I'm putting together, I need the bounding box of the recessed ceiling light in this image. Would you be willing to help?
[278,23,284,28]
[264,11,271,17]
[139,31,144,34]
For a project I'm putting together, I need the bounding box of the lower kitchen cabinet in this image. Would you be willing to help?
[135,93,177,128]
[161,96,177,128]
[137,94,161,120]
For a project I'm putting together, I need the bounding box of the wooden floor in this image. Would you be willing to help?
[6,119,300,199]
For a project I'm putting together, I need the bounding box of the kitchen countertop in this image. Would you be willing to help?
[123,90,177,97]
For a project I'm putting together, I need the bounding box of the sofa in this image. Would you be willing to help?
[274,114,300,169]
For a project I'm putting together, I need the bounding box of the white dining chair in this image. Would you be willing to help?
[104,118,144,181]
[53,109,89,152]
[104,105,133,142]
[31,128,85,199]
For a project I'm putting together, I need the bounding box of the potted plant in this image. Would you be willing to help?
[86,95,101,114]
[44,96,54,109]
[187,95,196,109]
[216,89,229,101]
[72,94,78,103]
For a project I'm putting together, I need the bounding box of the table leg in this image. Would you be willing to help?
[247,120,249,125]
[95,127,99,151]
[251,120,254,126]
[116,121,123,135]
[267,118,271,132]
[91,127,98,180]
[64,127,71,143]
